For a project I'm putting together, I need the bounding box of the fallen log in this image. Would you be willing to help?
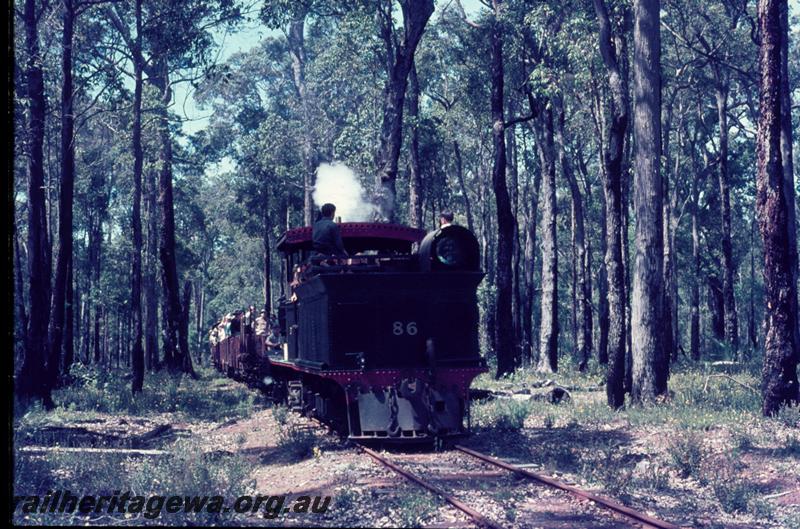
[130,424,172,448]
[702,374,758,395]
[18,446,169,457]
[470,386,572,404]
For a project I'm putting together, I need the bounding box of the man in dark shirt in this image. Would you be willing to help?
[312,203,348,257]
[439,210,454,229]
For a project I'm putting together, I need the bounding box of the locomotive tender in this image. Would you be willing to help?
[213,222,487,441]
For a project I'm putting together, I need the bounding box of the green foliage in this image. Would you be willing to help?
[472,398,532,430]
[392,490,438,528]
[775,404,800,429]
[536,441,579,470]
[667,431,706,479]
[781,436,800,457]
[38,365,254,422]
[582,443,633,497]
[13,439,252,525]
[271,404,290,426]
[274,412,319,462]
[707,456,760,515]
[335,487,359,511]
[634,461,670,491]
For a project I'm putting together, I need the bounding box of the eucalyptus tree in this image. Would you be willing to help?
[778,0,799,367]
[630,0,666,402]
[368,0,434,221]
[106,0,240,375]
[18,0,52,404]
[260,0,341,224]
[197,31,317,314]
[592,0,629,407]
[756,0,798,416]
[662,0,760,360]
[451,0,545,376]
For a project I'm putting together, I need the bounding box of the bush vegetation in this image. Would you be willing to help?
[469,360,797,526]
[17,365,257,427]
[13,439,252,525]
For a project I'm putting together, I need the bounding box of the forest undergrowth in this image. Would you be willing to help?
[12,360,800,527]
[469,358,800,528]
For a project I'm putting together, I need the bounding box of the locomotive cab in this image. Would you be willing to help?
[270,222,487,441]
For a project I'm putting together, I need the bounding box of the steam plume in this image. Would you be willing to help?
[312,162,377,222]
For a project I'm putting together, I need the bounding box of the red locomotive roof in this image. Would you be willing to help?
[277,222,427,253]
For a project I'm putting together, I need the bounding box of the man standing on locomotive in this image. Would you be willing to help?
[312,203,348,258]
[439,210,454,229]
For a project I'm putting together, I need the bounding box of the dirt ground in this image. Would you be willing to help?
[13,370,800,528]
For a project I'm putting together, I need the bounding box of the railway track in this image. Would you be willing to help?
[359,443,682,529]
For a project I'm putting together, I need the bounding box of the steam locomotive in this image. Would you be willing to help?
[212,222,487,442]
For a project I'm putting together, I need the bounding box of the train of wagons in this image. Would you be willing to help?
[211,221,487,442]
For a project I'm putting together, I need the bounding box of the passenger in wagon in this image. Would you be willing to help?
[230,310,242,335]
[254,310,268,336]
[221,314,232,340]
[244,305,256,333]
[265,325,281,353]
[312,203,348,258]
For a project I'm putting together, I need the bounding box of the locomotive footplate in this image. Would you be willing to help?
[266,359,486,440]
[352,378,464,439]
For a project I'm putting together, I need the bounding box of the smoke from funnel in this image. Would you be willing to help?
[312,162,377,222]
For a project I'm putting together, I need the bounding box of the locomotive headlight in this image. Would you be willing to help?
[418,225,480,271]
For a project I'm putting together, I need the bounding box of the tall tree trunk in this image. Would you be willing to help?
[756,0,799,416]
[93,301,102,364]
[144,167,159,370]
[408,61,423,229]
[666,105,682,362]
[630,0,665,402]
[373,0,434,221]
[480,164,497,354]
[20,0,52,404]
[556,98,590,370]
[597,190,610,366]
[150,60,190,372]
[594,0,628,407]
[46,0,77,395]
[715,81,739,357]
[778,0,799,359]
[505,100,523,346]
[623,146,633,394]
[570,206,578,355]
[131,0,145,393]
[195,283,204,365]
[536,109,558,374]
[491,2,519,377]
[102,306,107,365]
[14,232,29,358]
[691,176,701,361]
[180,281,196,376]
[522,212,537,365]
[708,275,726,340]
[453,140,474,231]
[582,115,608,365]
[287,16,315,225]
[661,96,675,365]
[263,186,272,315]
[64,256,74,372]
[749,216,758,352]
[522,132,541,365]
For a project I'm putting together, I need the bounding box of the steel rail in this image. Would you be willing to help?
[358,445,507,529]
[455,444,682,529]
